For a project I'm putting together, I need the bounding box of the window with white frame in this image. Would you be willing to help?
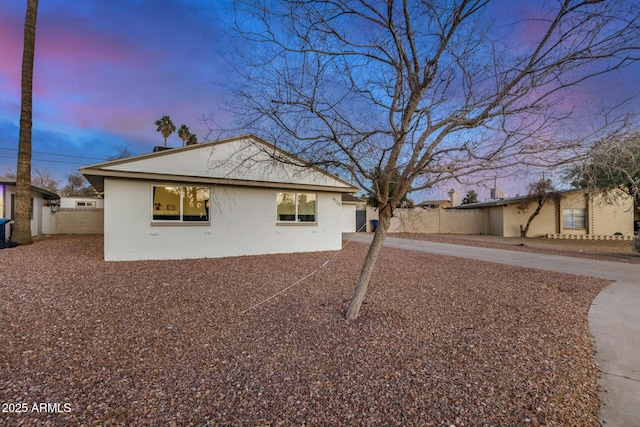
[276,192,316,223]
[563,209,586,229]
[152,186,210,222]
[76,201,96,207]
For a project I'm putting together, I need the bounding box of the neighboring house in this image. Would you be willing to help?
[0,181,59,240]
[455,188,634,238]
[60,196,104,209]
[79,135,360,261]
[417,199,451,209]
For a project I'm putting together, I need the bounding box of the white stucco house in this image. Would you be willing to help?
[0,181,59,241]
[79,135,359,261]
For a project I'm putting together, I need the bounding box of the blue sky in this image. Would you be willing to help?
[1,0,638,199]
[0,0,233,182]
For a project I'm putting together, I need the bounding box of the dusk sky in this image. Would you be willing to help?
[1,1,638,198]
[1,1,233,183]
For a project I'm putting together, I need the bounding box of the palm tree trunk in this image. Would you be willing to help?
[345,204,392,320]
[13,0,38,245]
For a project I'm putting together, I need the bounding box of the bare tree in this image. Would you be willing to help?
[14,0,38,245]
[519,178,560,238]
[2,168,58,193]
[60,173,95,197]
[107,144,134,160]
[32,168,59,193]
[1,168,16,180]
[567,131,640,204]
[229,0,640,319]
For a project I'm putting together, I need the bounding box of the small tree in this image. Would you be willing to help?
[519,179,561,237]
[461,190,478,205]
[154,115,176,147]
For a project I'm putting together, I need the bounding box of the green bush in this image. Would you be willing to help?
[633,234,640,253]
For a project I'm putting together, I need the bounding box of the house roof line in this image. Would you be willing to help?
[453,188,593,209]
[80,169,358,193]
[79,134,359,193]
[0,181,59,199]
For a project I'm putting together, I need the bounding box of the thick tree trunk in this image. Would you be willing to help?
[520,202,543,238]
[13,0,38,245]
[345,204,392,320]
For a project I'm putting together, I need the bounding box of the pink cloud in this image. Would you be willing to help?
[0,14,26,97]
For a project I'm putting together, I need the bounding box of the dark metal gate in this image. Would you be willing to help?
[355,210,367,232]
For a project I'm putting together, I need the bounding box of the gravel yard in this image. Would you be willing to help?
[0,235,609,426]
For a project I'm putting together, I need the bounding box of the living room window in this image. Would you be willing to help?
[563,209,586,229]
[152,186,210,222]
[277,192,316,223]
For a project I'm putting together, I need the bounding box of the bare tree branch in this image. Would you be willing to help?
[226,0,640,319]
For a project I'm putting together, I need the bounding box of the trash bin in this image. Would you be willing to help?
[371,219,379,232]
[0,218,10,241]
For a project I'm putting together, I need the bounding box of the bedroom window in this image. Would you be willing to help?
[152,186,210,222]
[563,209,586,229]
[277,192,316,223]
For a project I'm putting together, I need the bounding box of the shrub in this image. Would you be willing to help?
[633,234,640,253]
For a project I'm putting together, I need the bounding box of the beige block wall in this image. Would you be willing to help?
[367,207,489,234]
[54,209,104,234]
[489,207,504,236]
[588,190,634,236]
[501,201,557,237]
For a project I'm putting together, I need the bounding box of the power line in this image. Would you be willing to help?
[0,147,107,161]
[0,155,91,166]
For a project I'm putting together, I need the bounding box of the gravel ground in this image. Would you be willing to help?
[0,235,608,426]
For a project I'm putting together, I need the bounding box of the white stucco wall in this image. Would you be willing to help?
[103,179,345,261]
[103,138,353,190]
[341,203,356,232]
[1,186,46,237]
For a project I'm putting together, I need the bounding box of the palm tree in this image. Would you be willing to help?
[13,0,39,245]
[154,115,175,146]
[187,133,198,146]
[177,124,190,147]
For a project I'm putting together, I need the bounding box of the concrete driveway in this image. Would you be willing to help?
[345,233,640,426]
